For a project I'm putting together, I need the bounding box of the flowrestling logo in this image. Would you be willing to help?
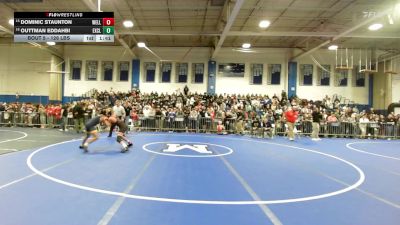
[142,142,234,157]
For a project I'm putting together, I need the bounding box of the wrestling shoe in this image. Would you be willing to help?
[83,143,89,153]
[121,146,129,153]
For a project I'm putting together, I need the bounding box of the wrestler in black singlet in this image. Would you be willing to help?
[85,116,101,132]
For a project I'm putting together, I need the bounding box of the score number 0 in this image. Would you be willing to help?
[102,18,114,26]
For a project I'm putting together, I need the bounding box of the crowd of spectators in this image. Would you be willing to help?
[0,87,399,139]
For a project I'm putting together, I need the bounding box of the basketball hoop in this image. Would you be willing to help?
[335,48,353,70]
[383,56,398,74]
[358,49,378,73]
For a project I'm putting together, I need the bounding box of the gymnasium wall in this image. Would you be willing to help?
[138,47,209,94]
[392,74,400,103]
[63,46,288,97]
[214,48,287,96]
[296,50,369,104]
[0,44,52,97]
[373,63,389,110]
[63,45,133,97]
[0,44,392,107]
[139,47,287,96]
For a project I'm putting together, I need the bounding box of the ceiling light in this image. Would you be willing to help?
[137,42,146,48]
[46,42,56,46]
[242,43,251,49]
[123,20,134,28]
[368,23,383,31]
[8,19,14,26]
[258,20,270,28]
[328,45,338,50]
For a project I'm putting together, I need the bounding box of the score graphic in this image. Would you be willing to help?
[14,12,115,43]
[102,17,114,35]
[103,18,114,26]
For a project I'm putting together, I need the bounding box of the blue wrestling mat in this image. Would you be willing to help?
[0,132,399,225]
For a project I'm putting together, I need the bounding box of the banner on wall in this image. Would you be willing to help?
[218,63,245,77]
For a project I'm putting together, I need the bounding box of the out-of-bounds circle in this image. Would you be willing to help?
[346,141,400,161]
[142,141,233,157]
[0,130,28,144]
[27,135,365,205]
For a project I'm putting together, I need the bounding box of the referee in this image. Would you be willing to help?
[108,100,126,137]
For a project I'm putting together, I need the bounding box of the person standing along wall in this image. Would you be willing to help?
[124,101,132,127]
[59,103,69,131]
[73,102,85,133]
[311,107,322,141]
[184,85,189,96]
[284,106,298,141]
[108,101,126,137]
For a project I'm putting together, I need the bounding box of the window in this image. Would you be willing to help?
[86,60,98,81]
[176,63,188,83]
[192,63,204,83]
[160,62,172,83]
[300,64,313,85]
[268,64,281,85]
[119,61,129,81]
[251,64,263,84]
[70,60,81,80]
[102,61,113,81]
[353,66,365,87]
[317,65,330,86]
[144,62,156,82]
[335,70,348,87]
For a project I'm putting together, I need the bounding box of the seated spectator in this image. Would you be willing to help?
[252,118,261,137]
[262,117,274,138]
[326,113,339,136]
[216,121,226,135]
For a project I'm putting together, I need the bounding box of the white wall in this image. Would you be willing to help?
[392,74,400,103]
[0,44,376,105]
[64,45,133,96]
[215,48,288,96]
[296,50,369,104]
[0,43,52,96]
[373,62,389,109]
[138,47,288,96]
[138,47,208,94]
[390,58,400,103]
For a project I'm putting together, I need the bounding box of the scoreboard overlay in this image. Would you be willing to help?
[14,12,114,43]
